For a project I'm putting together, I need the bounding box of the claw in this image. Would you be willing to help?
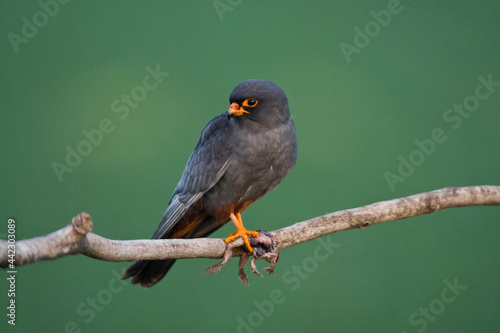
[207,229,280,286]
[225,213,259,251]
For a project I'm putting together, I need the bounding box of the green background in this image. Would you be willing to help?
[1,1,499,332]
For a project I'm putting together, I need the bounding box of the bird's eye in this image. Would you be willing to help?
[242,98,259,107]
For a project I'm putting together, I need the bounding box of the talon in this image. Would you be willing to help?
[225,213,259,251]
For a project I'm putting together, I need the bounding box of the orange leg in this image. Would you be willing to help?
[225,213,259,251]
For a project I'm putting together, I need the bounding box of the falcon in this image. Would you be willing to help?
[122,80,298,287]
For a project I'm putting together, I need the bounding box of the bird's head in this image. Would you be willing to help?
[228,80,290,126]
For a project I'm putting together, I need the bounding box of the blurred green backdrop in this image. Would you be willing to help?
[1,1,499,332]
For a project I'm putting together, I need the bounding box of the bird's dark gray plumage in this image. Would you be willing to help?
[122,79,297,287]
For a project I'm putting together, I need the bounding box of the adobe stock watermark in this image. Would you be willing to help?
[236,235,340,333]
[213,0,244,21]
[6,218,17,326]
[340,0,413,64]
[60,268,129,333]
[400,277,467,333]
[384,73,499,192]
[7,0,71,54]
[51,64,169,182]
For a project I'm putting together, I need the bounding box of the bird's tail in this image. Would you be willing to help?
[121,259,176,288]
[121,214,222,288]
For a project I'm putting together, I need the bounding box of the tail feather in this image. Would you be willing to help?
[121,259,176,288]
[121,215,224,288]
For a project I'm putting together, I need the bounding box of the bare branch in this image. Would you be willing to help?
[273,185,500,248]
[1,186,499,268]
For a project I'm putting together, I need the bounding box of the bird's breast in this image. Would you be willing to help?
[203,120,297,217]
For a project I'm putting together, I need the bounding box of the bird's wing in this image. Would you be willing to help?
[151,114,232,239]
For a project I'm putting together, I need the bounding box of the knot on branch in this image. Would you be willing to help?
[72,212,93,236]
[348,212,372,229]
[426,195,440,213]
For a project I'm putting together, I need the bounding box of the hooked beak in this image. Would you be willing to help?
[228,102,249,117]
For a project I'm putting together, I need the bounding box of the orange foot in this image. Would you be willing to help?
[225,213,259,252]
